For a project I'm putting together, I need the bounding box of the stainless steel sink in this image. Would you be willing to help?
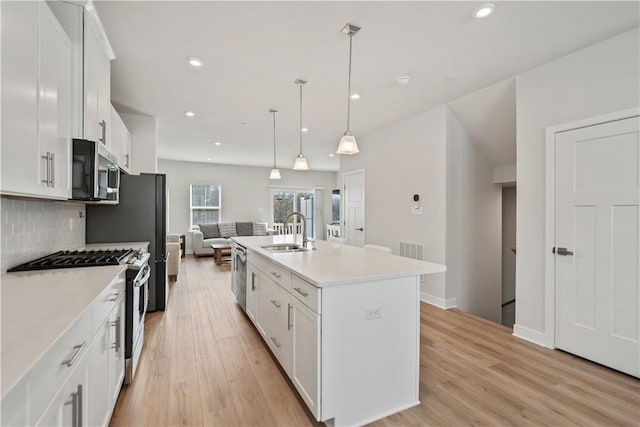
[261,244,309,253]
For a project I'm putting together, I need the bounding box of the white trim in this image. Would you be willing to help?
[513,324,550,348]
[189,183,222,228]
[420,292,457,309]
[543,107,640,350]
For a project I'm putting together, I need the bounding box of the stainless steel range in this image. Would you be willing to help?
[7,248,151,385]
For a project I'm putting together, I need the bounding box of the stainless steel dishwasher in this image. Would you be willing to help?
[231,243,247,311]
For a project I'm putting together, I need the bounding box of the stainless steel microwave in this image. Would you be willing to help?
[71,139,120,202]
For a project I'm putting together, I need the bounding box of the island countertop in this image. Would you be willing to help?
[232,235,446,287]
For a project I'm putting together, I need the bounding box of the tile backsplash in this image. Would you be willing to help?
[1,198,85,273]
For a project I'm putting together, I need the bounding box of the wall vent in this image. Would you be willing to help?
[400,241,426,283]
[400,241,424,261]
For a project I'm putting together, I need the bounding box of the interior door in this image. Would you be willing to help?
[343,171,365,247]
[555,116,639,377]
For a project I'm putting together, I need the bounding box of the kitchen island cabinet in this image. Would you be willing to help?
[233,236,446,426]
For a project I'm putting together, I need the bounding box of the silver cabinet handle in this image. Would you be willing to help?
[293,287,308,297]
[76,384,83,427]
[41,152,51,186]
[356,227,364,231]
[64,392,77,427]
[99,120,106,144]
[251,273,256,291]
[270,299,281,309]
[61,342,86,367]
[270,271,281,279]
[270,336,281,348]
[287,303,292,331]
[49,152,55,187]
[110,316,121,352]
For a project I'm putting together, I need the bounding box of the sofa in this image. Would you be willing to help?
[167,234,182,280]
[193,222,269,257]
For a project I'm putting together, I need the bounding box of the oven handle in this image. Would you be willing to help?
[134,264,151,288]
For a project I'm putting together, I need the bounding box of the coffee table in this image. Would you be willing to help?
[211,243,232,265]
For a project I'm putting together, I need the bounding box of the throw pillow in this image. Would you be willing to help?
[253,222,268,236]
[218,222,237,238]
[236,222,253,236]
[199,223,220,239]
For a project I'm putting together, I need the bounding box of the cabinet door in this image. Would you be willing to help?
[35,382,73,427]
[108,296,125,407]
[1,0,41,196]
[98,46,111,147]
[291,298,321,419]
[246,265,259,323]
[83,11,99,142]
[89,319,111,427]
[39,2,72,199]
[258,275,293,375]
[109,105,123,164]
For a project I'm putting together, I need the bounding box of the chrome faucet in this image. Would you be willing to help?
[285,211,308,248]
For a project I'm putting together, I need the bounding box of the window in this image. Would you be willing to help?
[190,184,221,228]
[272,189,315,238]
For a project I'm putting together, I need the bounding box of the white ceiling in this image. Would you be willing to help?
[95,1,639,172]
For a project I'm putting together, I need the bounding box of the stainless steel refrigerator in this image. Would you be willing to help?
[86,173,168,311]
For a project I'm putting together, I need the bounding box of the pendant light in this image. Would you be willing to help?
[268,109,281,180]
[292,79,309,170]
[336,23,361,155]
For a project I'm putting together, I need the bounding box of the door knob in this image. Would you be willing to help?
[356,227,364,231]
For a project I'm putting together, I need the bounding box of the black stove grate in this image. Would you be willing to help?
[7,249,133,272]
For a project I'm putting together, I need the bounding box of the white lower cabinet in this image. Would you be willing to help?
[109,297,126,405]
[291,298,320,419]
[247,252,321,420]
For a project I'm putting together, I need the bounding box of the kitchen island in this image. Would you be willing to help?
[232,235,446,426]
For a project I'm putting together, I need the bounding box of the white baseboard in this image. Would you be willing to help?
[186,249,194,255]
[513,324,552,348]
[420,292,457,309]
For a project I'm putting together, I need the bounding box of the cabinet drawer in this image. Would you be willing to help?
[248,252,292,292]
[27,306,91,424]
[291,275,321,314]
[91,270,125,337]
[260,275,290,327]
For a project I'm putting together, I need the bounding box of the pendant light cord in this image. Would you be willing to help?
[299,82,303,154]
[346,33,353,132]
[272,111,277,167]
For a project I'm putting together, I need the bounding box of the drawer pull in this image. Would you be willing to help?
[270,299,282,309]
[270,271,282,279]
[288,303,292,331]
[270,336,281,349]
[293,287,309,297]
[110,316,121,352]
[61,342,87,367]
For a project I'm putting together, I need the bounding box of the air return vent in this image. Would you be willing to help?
[400,241,425,283]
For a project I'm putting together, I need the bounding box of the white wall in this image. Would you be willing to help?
[158,160,337,250]
[120,113,157,174]
[515,28,640,339]
[446,109,503,322]
[339,106,448,301]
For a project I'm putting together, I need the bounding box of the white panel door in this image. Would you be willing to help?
[343,171,365,247]
[555,116,639,377]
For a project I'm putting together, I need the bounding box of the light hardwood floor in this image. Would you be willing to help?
[110,256,639,427]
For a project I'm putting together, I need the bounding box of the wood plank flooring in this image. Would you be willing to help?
[109,256,639,427]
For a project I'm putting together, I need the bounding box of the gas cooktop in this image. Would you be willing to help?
[7,249,133,272]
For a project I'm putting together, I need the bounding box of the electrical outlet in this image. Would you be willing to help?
[365,306,382,320]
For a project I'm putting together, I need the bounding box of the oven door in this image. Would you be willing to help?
[132,264,151,342]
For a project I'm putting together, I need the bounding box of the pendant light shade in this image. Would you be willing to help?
[268,109,281,180]
[292,79,309,170]
[336,23,361,155]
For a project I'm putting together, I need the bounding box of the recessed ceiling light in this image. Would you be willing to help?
[184,111,195,117]
[396,76,411,86]
[328,153,335,157]
[350,93,360,100]
[206,157,211,161]
[301,127,309,132]
[188,57,203,67]
[473,3,495,19]
[214,141,222,146]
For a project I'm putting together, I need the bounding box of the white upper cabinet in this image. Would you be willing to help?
[84,9,113,149]
[109,105,132,174]
[1,1,72,200]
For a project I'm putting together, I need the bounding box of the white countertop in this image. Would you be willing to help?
[232,235,446,287]
[84,241,149,252]
[0,265,127,398]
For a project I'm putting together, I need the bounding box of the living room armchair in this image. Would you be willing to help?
[167,234,181,280]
